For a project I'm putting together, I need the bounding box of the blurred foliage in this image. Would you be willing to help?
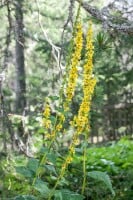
[0,138,133,199]
[0,0,133,199]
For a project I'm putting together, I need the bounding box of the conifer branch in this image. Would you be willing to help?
[76,0,133,34]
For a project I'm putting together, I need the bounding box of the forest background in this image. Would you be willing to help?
[0,0,133,199]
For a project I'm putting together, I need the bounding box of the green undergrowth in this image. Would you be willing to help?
[1,137,133,200]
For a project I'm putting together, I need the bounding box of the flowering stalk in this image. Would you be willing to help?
[64,22,83,111]
[48,22,96,200]
[81,22,96,194]
[47,22,83,200]
[32,21,83,186]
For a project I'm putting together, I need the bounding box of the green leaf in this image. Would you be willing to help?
[49,95,59,100]
[45,164,57,175]
[39,146,49,155]
[54,189,84,200]
[27,158,39,173]
[47,152,57,165]
[88,171,115,196]
[50,115,56,123]
[34,179,50,197]
[58,177,69,186]
[57,107,64,113]
[16,166,33,178]
[54,190,63,200]
[14,195,36,200]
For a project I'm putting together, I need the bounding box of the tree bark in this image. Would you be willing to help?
[14,0,26,114]
[14,0,29,151]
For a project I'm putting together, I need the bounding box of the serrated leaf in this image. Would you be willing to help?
[16,166,33,178]
[88,171,115,196]
[27,158,39,173]
[34,179,50,197]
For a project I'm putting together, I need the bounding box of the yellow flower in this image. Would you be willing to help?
[69,145,75,155]
[65,22,83,103]
[56,124,62,132]
[43,119,51,129]
[42,103,52,130]
[73,138,80,145]
[59,113,65,122]
[66,155,73,164]
[43,104,51,118]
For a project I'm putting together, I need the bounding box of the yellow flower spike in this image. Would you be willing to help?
[79,22,96,195]
[47,22,96,199]
[65,21,83,103]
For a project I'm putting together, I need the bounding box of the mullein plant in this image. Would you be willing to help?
[32,20,83,185]
[33,2,96,196]
[47,22,96,199]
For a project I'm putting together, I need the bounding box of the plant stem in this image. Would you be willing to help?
[32,135,57,185]
[48,173,63,200]
[81,132,87,195]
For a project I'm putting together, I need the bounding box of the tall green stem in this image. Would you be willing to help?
[81,132,87,195]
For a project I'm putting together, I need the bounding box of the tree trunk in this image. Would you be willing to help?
[14,0,26,114]
[14,0,28,152]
